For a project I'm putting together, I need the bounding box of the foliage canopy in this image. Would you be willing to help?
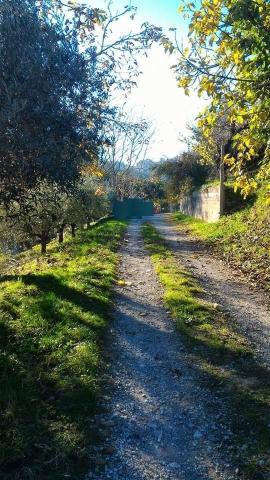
[174,0,270,196]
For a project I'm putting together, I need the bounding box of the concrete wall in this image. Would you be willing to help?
[179,185,221,222]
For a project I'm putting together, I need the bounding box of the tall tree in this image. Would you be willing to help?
[169,0,270,196]
[100,110,154,198]
[0,0,94,203]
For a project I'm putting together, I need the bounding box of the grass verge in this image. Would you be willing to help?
[172,188,270,290]
[0,219,126,480]
[142,222,270,479]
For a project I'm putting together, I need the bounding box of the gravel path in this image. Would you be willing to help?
[87,219,239,480]
[152,214,270,368]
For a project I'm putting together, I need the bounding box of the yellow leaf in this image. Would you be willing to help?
[236,115,244,124]
[178,77,190,88]
[183,47,190,57]
[233,50,241,64]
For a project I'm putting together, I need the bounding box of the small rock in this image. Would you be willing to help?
[193,430,203,440]
[168,462,180,470]
[103,395,111,401]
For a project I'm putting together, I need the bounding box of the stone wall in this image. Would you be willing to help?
[179,185,221,222]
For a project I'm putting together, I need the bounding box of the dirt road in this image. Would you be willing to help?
[87,219,243,480]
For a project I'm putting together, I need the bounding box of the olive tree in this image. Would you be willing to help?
[8,180,67,253]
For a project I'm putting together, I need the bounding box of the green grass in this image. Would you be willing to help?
[142,222,270,479]
[0,220,126,480]
[199,178,220,190]
[173,187,270,290]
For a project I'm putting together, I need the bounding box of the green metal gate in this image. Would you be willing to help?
[112,198,154,220]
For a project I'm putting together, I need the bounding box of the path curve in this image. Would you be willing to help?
[151,214,270,368]
[87,219,238,480]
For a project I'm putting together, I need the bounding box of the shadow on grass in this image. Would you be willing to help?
[0,220,127,480]
[0,348,100,479]
[0,274,110,479]
[0,273,111,318]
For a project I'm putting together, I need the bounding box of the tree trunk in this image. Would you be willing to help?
[58,226,64,243]
[219,143,225,217]
[41,232,47,254]
[71,224,76,237]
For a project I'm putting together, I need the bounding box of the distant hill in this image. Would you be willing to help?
[133,159,156,179]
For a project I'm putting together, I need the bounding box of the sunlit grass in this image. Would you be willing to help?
[172,210,248,241]
[0,220,126,480]
[142,222,270,479]
[142,223,249,355]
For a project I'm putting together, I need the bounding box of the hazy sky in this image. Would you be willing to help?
[92,0,206,160]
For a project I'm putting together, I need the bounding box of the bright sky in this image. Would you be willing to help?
[92,0,206,160]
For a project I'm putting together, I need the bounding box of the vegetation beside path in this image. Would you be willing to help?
[0,220,126,480]
[143,222,270,479]
[173,188,270,291]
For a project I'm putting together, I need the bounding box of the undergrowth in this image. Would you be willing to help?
[0,219,126,480]
[142,222,270,480]
[173,187,270,290]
